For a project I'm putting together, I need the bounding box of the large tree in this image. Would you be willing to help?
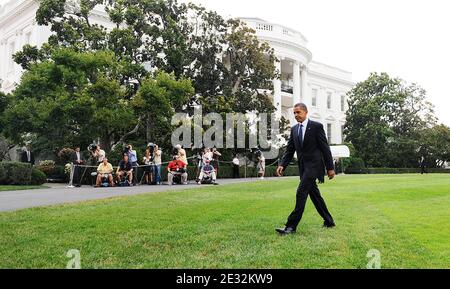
[11,0,281,155]
[345,72,437,167]
[3,48,194,154]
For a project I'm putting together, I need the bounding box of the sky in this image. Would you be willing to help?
[1,0,449,125]
[182,0,450,126]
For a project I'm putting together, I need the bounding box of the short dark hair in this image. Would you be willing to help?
[294,103,308,112]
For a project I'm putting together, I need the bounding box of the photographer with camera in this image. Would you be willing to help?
[89,144,106,164]
[124,144,138,186]
[141,143,162,185]
[116,153,133,185]
[167,155,188,185]
[174,144,188,166]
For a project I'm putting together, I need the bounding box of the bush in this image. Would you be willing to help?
[57,148,75,165]
[36,160,56,177]
[30,168,47,185]
[0,162,32,185]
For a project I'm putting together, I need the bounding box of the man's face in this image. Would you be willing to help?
[75,147,80,152]
[124,155,129,162]
[293,107,308,123]
[103,159,108,165]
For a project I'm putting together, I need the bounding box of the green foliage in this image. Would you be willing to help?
[345,72,437,168]
[0,175,449,268]
[0,162,32,185]
[6,0,281,160]
[30,168,47,185]
[36,160,56,178]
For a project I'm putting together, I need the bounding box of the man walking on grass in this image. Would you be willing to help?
[276,103,336,235]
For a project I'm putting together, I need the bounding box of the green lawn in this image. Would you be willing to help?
[0,174,449,269]
[0,185,48,192]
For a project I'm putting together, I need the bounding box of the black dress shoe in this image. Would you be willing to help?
[323,221,336,228]
[275,227,296,235]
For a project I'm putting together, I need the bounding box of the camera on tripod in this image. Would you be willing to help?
[147,143,157,162]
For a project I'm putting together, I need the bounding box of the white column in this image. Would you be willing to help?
[293,61,300,105]
[273,59,282,119]
[300,65,309,107]
[0,41,5,86]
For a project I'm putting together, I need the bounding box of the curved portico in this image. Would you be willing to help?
[241,17,353,144]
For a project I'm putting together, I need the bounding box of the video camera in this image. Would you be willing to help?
[123,145,132,154]
[88,143,98,152]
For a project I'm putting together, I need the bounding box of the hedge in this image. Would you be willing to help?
[30,168,47,185]
[0,162,33,185]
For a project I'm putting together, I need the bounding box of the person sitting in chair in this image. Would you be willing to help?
[197,158,218,185]
[116,153,133,185]
[167,155,188,185]
[95,157,114,187]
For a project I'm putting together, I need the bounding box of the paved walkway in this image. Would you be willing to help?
[0,177,296,212]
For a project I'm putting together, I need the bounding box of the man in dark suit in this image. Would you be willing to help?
[20,145,35,166]
[70,146,85,187]
[275,103,336,235]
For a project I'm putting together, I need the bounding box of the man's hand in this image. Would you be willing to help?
[276,166,285,177]
[327,170,335,180]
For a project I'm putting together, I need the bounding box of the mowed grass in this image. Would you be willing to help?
[0,185,48,192]
[0,174,449,269]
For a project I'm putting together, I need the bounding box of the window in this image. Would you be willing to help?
[327,92,332,109]
[327,123,332,143]
[341,95,345,111]
[312,89,318,107]
[341,125,345,142]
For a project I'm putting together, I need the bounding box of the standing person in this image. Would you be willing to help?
[212,147,222,176]
[70,146,85,187]
[154,145,162,185]
[232,155,240,179]
[20,144,35,166]
[257,151,266,180]
[91,145,106,164]
[275,103,336,235]
[175,144,188,167]
[126,145,138,186]
[420,156,428,175]
[142,149,153,185]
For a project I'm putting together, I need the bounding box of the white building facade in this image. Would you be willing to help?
[0,1,354,145]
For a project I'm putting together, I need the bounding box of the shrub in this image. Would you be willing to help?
[0,162,32,185]
[36,160,56,177]
[30,168,47,185]
[57,148,75,165]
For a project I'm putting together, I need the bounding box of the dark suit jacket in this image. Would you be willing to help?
[70,152,85,165]
[280,120,334,183]
[20,151,35,166]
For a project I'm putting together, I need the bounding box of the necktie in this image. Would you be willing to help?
[298,124,304,147]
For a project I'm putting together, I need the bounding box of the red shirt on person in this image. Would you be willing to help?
[167,159,186,172]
